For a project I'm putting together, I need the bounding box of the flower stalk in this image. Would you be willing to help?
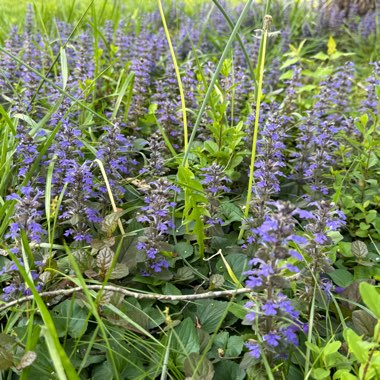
[239,14,272,240]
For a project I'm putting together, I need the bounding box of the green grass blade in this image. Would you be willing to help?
[30,0,96,104]
[111,71,135,121]
[211,0,257,89]
[7,244,79,380]
[0,46,112,126]
[181,0,254,166]
[60,47,68,90]
[65,245,121,380]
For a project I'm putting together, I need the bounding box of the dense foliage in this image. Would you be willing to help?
[0,0,379,379]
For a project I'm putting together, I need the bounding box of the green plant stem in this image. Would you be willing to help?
[362,320,380,380]
[304,285,317,380]
[238,15,271,241]
[181,0,254,167]
[157,0,188,155]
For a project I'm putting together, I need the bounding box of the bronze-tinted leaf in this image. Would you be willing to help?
[0,348,13,370]
[74,250,94,271]
[96,247,114,272]
[101,211,124,236]
[352,310,377,336]
[99,291,113,305]
[0,333,17,350]
[351,240,368,259]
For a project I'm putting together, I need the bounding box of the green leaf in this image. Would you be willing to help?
[13,113,38,131]
[338,242,354,258]
[225,335,244,357]
[312,368,330,379]
[174,242,193,258]
[333,369,358,380]
[196,300,229,333]
[359,282,380,318]
[228,302,247,319]
[216,254,248,282]
[327,230,344,243]
[280,57,299,69]
[323,341,341,356]
[359,222,370,231]
[344,328,373,363]
[220,202,243,223]
[305,342,321,353]
[355,229,369,238]
[366,210,377,224]
[109,263,129,279]
[329,269,354,287]
[354,266,372,280]
[175,266,195,281]
[7,251,79,379]
[297,84,317,93]
[162,282,182,304]
[312,52,329,61]
[111,71,134,121]
[178,166,203,192]
[92,361,114,380]
[359,113,369,128]
[204,140,219,154]
[279,70,294,80]
[0,348,14,370]
[52,299,89,338]
[214,331,229,350]
[173,317,200,356]
[214,360,245,380]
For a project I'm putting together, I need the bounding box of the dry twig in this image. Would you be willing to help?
[0,285,252,312]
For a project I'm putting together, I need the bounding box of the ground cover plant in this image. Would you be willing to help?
[0,0,379,378]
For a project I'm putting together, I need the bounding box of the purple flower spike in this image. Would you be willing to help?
[136,178,177,274]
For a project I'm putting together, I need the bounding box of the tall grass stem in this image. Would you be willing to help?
[157,0,188,156]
